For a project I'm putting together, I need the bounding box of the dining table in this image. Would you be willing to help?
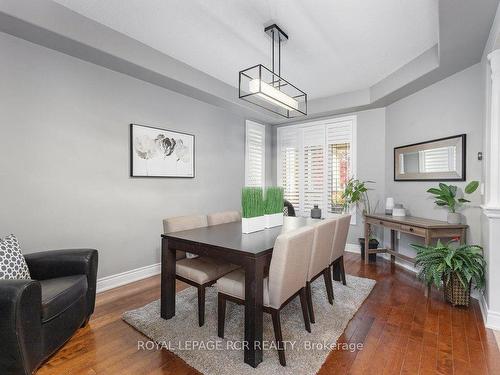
[160,216,319,367]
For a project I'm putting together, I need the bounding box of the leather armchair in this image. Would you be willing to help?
[0,249,98,375]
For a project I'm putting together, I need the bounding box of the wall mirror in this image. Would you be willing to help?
[394,134,466,181]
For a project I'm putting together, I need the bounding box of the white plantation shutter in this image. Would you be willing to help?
[245,121,266,188]
[419,146,456,173]
[326,120,353,214]
[278,127,300,208]
[277,116,356,220]
[302,125,325,214]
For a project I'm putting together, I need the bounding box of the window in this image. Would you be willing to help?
[245,121,265,188]
[277,116,356,220]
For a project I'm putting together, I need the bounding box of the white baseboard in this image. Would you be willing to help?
[345,243,418,273]
[97,262,161,293]
[479,293,500,331]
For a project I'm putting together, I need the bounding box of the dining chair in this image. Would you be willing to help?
[330,214,351,286]
[216,226,315,366]
[163,214,239,326]
[207,210,241,226]
[305,219,337,324]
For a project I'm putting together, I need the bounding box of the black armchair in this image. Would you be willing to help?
[0,249,98,375]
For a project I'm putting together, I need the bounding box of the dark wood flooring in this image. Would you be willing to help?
[37,253,500,375]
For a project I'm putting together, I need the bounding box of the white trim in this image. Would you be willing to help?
[245,120,266,188]
[479,293,500,331]
[96,262,160,293]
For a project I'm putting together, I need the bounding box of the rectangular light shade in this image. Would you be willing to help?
[249,79,299,111]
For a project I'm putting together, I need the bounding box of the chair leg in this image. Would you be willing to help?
[217,293,226,338]
[271,309,286,366]
[299,287,311,333]
[198,286,205,327]
[305,281,315,324]
[323,268,334,304]
[339,256,347,285]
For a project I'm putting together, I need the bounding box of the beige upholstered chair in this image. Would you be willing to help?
[305,218,337,323]
[217,226,315,366]
[207,210,241,226]
[163,214,238,326]
[330,214,351,286]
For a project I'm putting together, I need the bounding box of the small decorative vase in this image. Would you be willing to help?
[311,205,322,219]
[447,212,461,224]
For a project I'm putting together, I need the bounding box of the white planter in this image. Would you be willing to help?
[447,212,462,224]
[265,213,284,228]
[242,216,266,233]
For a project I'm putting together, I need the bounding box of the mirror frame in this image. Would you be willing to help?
[394,134,466,181]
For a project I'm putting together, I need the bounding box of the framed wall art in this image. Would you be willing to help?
[130,123,195,178]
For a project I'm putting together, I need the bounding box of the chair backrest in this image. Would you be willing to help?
[307,219,337,281]
[330,214,351,263]
[283,200,296,217]
[207,210,241,226]
[268,226,315,309]
[163,214,208,234]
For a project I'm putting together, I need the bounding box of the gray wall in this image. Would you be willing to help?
[271,108,386,245]
[0,32,248,278]
[385,63,484,259]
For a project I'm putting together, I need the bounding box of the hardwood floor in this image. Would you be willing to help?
[37,253,500,375]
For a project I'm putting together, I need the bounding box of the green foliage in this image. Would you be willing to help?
[264,187,284,215]
[241,187,264,218]
[426,181,479,213]
[412,240,486,291]
[341,178,375,214]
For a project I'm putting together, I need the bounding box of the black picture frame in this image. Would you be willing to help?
[394,134,466,182]
[130,123,195,178]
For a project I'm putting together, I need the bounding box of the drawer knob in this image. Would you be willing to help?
[409,228,414,232]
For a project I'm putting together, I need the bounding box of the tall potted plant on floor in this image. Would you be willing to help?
[426,181,479,224]
[264,186,284,228]
[341,178,378,261]
[412,240,486,307]
[241,187,265,233]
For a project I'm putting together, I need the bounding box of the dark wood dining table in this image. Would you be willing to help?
[160,216,318,367]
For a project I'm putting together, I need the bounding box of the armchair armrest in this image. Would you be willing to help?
[0,279,42,375]
[24,249,99,317]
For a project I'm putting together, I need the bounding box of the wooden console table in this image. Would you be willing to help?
[364,213,468,266]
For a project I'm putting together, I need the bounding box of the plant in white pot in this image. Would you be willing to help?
[241,187,265,233]
[264,187,284,228]
[426,181,479,224]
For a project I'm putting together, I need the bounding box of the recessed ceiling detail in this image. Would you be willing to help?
[239,24,307,118]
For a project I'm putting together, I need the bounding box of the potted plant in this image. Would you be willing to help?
[341,178,378,261]
[241,187,265,233]
[264,187,284,228]
[426,181,479,224]
[412,240,486,307]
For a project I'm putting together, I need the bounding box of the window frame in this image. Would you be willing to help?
[277,115,357,223]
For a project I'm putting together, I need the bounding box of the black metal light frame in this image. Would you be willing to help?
[238,24,307,118]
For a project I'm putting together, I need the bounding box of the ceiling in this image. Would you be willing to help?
[53,0,438,100]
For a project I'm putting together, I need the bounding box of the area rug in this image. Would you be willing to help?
[123,275,375,375]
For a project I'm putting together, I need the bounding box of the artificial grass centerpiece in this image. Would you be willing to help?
[264,187,284,215]
[241,187,264,218]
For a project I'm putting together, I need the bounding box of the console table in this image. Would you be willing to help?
[364,213,468,265]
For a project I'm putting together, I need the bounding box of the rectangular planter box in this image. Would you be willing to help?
[265,213,283,228]
[242,216,265,234]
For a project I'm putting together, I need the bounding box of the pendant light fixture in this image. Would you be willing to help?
[239,24,307,118]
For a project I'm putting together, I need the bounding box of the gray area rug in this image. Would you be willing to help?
[123,275,375,375]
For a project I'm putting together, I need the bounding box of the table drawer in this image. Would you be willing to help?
[375,220,401,231]
[400,225,426,237]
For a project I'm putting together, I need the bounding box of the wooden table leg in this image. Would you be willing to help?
[160,237,176,319]
[364,221,370,264]
[424,232,431,298]
[390,229,396,263]
[244,256,265,367]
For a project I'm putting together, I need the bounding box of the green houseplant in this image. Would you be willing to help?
[412,240,486,306]
[241,187,265,233]
[341,178,378,261]
[426,181,479,224]
[264,187,284,228]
